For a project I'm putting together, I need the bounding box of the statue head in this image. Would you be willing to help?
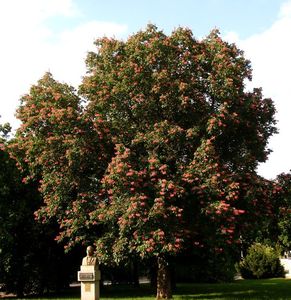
[86,245,94,257]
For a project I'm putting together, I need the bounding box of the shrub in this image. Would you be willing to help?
[237,243,285,279]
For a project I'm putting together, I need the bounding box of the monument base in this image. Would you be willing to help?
[81,281,99,300]
[78,265,101,300]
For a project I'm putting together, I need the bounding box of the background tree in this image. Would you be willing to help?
[276,173,291,251]
[0,121,37,297]
[236,173,291,255]
[12,25,277,299]
[1,120,82,297]
[254,172,291,253]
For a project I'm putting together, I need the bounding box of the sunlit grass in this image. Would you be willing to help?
[15,278,291,299]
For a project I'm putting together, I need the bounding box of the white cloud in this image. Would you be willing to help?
[34,20,128,93]
[225,0,291,179]
[0,0,127,130]
[279,0,291,18]
[49,21,128,85]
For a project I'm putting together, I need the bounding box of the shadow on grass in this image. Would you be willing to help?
[11,278,291,300]
[15,284,156,300]
[100,284,156,299]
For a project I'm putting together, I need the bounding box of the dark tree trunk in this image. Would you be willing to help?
[156,256,172,299]
[130,260,140,287]
[150,258,157,288]
[16,275,24,298]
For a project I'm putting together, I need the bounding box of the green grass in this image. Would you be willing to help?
[175,278,291,299]
[14,278,291,300]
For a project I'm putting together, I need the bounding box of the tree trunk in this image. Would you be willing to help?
[156,256,172,299]
[130,260,140,287]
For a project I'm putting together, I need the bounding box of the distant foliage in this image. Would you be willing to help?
[0,121,79,297]
[276,173,291,249]
[238,243,285,279]
[175,249,237,283]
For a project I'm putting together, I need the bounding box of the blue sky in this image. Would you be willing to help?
[47,0,284,38]
[0,0,291,179]
[96,0,281,37]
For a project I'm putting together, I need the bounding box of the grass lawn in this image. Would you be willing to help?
[13,278,291,300]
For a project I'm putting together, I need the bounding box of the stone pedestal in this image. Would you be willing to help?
[280,258,291,278]
[78,265,101,300]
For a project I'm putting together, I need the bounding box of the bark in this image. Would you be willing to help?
[156,256,172,299]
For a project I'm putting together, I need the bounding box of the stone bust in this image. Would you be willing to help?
[82,246,98,266]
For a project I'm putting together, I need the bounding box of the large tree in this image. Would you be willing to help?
[12,25,277,299]
[80,25,277,298]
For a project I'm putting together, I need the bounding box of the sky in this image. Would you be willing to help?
[0,0,290,179]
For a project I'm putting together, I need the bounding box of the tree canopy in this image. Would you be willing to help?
[10,25,278,299]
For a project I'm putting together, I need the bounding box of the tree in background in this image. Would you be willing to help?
[0,121,38,297]
[276,173,291,251]
[11,25,277,299]
[236,172,291,255]
[253,172,291,253]
[0,121,78,297]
